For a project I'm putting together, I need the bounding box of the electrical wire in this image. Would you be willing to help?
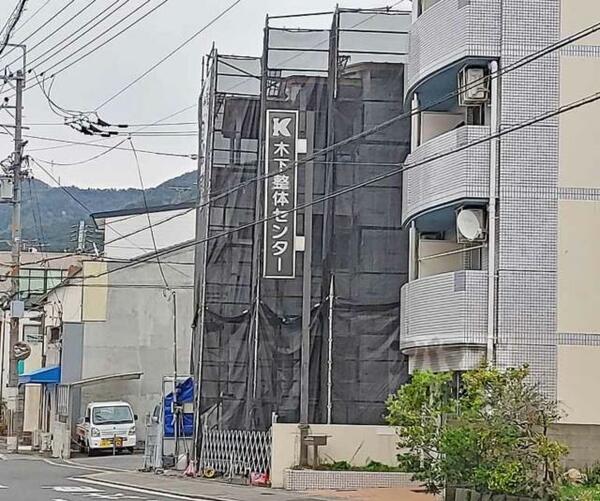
[95,0,245,111]
[27,177,48,257]
[12,0,170,96]
[34,138,129,166]
[5,0,97,69]
[0,131,194,159]
[9,0,51,36]
[80,90,600,282]
[16,20,600,270]
[0,0,28,56]
[24,121,198,127]
[28,157,194,282]
[24,102,198,154]
[2,0,74,59]
[17,0,131,70]
[130,137,169,288]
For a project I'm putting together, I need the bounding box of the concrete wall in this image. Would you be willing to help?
[271,423,399,488]
[103,209,196,260]
[78,247,194,438]
[557,345,600,425]
[556,0,600,424]
[550,424,600,468]
[82,261,108,322]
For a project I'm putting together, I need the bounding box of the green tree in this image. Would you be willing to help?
[386,366,567,498]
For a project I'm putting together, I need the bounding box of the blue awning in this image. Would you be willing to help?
[19,366,61,385]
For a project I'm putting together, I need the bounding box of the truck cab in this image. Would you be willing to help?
[76,401,137,455]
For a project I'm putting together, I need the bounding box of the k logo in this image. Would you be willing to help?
[272,117,292,137]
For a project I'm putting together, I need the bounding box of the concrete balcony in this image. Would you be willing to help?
[402,125,490,224]
[407,0,501,92]
[400,270,488,352]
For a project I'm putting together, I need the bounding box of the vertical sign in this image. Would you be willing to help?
[264,110,298,278]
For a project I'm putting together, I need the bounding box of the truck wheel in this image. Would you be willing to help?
[127,447,134,454]
[87,443,95,457]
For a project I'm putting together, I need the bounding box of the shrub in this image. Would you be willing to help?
[385,365,568,498]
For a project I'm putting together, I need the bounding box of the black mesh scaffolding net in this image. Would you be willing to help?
[192,8,412,433]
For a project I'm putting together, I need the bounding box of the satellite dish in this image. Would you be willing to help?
[457,209,484,241]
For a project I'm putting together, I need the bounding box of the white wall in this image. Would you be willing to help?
[103,209,196,260]
[271,423,400,488]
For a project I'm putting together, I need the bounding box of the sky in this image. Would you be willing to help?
[0,0,412,189]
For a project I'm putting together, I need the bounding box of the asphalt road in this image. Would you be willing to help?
[0,454,197,501]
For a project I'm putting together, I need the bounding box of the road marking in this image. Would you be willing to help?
[0,454,7,461]
[0,485,8,489]
[71,477,232,501]
[51,486,103,492]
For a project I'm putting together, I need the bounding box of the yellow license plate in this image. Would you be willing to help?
[100,437,123,448]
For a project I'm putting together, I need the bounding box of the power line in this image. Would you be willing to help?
[33,138,129,167]
[2,0,73,60]
[95,0,245,110]
[6,0,97,69]
[28,157,194,283]
[19,0,131,70]
[81,90,600,282]
[24,121,198,127]
[0,0,28,56]
[24,102,198,154]
[30,0,159,76]
[17,20,600,270]
[0,131,195,159]
[9,0,51,36]
[19,0,170,93]
[130,137,169,288]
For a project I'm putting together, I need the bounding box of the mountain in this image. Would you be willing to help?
[0,171,198,252]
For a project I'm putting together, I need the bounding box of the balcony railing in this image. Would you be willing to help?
[402,125,490,223]
[400,270,488,351]
[407,0,501,92]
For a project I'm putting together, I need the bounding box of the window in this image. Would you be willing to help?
[18,268,67,300]
[92,406,134,425]
[418,0,443,15]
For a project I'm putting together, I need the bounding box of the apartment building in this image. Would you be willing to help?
[400,0,600,425]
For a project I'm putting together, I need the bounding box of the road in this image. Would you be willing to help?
[0,454,198,501]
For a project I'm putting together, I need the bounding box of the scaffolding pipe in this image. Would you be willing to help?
[327,275,334,424]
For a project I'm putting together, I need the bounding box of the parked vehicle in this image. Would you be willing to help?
[76,401,137,455]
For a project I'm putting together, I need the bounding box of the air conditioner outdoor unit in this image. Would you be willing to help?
[458,66,490,106]
[456,208,487,243]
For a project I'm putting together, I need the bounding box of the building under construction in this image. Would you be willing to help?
[192,7,411,434]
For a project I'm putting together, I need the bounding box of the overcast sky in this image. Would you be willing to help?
[0,0,412,189]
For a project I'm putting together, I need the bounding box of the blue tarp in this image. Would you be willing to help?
[19,365,61,385]
[164,377,194,438]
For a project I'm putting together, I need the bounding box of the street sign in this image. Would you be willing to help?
[263,109,298,279]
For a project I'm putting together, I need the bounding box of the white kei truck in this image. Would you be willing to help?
[76,401,138,455]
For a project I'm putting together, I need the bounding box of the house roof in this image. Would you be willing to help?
[91,202,196,221]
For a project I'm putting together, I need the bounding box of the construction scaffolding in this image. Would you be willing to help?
[193,7,412,436]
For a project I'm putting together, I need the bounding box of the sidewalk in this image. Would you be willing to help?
[78,470,435,501]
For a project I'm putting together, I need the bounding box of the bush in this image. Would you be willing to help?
[385,365,568,499]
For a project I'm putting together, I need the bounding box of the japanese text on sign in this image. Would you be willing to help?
[263,110,298,278]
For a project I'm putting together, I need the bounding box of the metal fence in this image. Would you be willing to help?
[199,428,271,477]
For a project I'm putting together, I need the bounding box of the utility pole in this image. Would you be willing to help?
[6,66,26,450]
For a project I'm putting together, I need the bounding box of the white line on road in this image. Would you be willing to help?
[0,485,8,489]
[71,477,230,501]
[0,454,7,461]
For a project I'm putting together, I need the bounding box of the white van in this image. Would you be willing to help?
[76,401,137,455]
